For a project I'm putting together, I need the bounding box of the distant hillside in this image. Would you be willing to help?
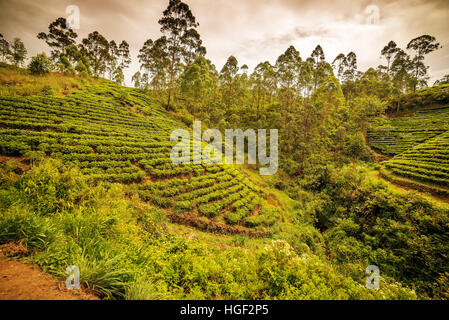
[0,65,276,236]
[367,105,449,156]
[385,84,449,114]
[367,85,449,197]
[380,131,449,198]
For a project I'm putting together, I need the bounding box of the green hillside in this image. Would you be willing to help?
[1,2,449,301]
[367,104,449,156]
[1,66,424,300]
[0,69,271,235]
[381,131,449,197]
[367,85,449,197]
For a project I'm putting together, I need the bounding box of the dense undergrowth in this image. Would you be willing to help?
[284,164,449,298]
[0,158,421,299]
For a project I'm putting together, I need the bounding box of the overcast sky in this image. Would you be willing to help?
[1,0,448,86]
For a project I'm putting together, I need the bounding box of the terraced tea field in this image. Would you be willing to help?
[380,131,449,197]
[0,80,275,234]
[367,105,449,156]
[368,102,449,198]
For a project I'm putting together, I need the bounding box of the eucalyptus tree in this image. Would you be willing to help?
[138,37,169,95]
[332,53,347,83]
[9,38,27,67]
[0,34,10,62]
[343,52,357,82]
[132,71,142,88]
[406,35,441,91]
[107,40,119,79]
[390,49,413,93]
[158,0,206,109]
[80,31,110,77]
[180,55,212,117]
[37,17,77,61]
[381,40,400,74]
[118,41,131,70]
[275,46,301,113]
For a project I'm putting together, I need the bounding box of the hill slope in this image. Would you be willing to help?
[0,68,274,235]
[367,86,449,197]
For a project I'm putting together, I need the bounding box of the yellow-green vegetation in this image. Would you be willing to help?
[0,64,272,235]
[367,104,449,156]
[367,85,449,196]
[1,0,449,302]
[1,65,448,300]
[0,159,418,299]
[383,131,449,192]
[0,62,90,97]
[385,84,449,114]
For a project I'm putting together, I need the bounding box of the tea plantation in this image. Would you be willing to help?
[367,86,449,197]
[0,80,273,233]
[367,105,449,156]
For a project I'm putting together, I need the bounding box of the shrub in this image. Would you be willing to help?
[0,204,57,250]
[28,53,52,75]
[17,159,89,216]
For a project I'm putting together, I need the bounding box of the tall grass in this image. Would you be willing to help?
[0,62,90,96]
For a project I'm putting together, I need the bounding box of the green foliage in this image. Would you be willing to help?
[386,84,449,114]
[0,161,417,300]
[28,53,52,75]
[0,204,57,250]
[290,164,449,297]
[9,38,27,67]
[17,159,88,215]
[368,104,449,155]
[382,131,449,189]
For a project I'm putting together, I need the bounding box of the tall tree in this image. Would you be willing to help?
[180,55,212,117]
[406,35,441,91]
[250,61,275,122]
[9,38,27,67]
[332,53,347,83]
[219,56,239,85]
[80,31,109,77]
[390,49,413,93]
[310,45,327,90]
[118,40,131,70]
[381,40,400,74]
[311,44,325,66]
[276,46,301,92]
[0,34,10,63]
[138,37,169,95]
[343,52,357,82]
[132,71,142,88]
[113,67,125,85]
[219,55,239,111]
[275,46,301,124]
[37,17,77,61]
[158,0,206,109]
[106,40,119,79]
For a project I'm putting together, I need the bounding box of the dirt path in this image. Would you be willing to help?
[0,246,97,300]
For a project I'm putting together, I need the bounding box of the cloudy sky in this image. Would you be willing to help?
[1,0,448,86]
